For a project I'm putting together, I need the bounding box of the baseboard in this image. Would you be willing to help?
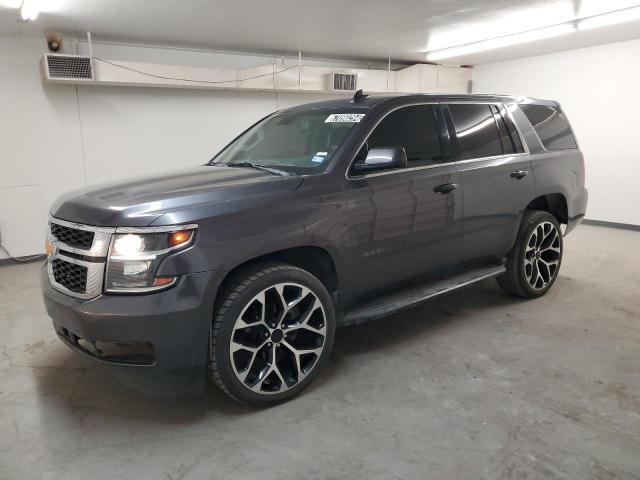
[0,254,46,266]
[583,219,640,232]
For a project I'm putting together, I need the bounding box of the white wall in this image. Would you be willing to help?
[473,38,640,226]
[4,36,637,259]
[0,37,371,258]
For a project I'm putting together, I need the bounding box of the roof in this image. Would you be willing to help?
[288,93,558,112]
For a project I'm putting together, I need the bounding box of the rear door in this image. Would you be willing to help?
[344,103,462,296]
[443,102,534,263]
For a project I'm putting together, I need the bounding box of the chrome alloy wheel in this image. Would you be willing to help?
[524,221,561,290]
[229,283,327,394]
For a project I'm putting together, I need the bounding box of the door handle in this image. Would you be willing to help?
[510,170,528,179]
[433,183,458,194]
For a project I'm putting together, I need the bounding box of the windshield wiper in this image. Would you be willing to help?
[226,162,292,177]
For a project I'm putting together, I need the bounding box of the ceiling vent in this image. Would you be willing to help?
[332,72,358,91]
[42,54,94,82]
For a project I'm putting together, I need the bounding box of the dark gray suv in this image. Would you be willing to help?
[41,93,588,405]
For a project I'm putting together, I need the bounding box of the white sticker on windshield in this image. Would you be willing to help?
[311,152,328,163]
[325,113,365,123]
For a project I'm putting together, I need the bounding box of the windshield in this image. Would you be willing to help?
[210,109,365,175]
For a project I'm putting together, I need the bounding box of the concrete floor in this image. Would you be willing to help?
[0,224,639,479]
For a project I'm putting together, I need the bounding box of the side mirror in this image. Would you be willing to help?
[351,147,407,175]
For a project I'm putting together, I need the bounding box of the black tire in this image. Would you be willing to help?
[210,262,336,406]
[498,210,563,299]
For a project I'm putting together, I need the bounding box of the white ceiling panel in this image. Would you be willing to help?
[1,0,639,65]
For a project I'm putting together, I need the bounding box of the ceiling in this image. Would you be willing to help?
[1,0,640,65]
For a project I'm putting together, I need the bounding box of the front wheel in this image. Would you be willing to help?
[210,263,335,406]
[498,210,563,298]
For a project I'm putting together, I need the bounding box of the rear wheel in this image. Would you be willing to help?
[498,210,563,298]
[210,263,335,406]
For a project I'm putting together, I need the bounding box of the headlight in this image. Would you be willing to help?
[105,225,197,293]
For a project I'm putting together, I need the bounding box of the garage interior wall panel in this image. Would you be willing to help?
[77,86,277,185]
[417,64,439,92]
[0,37,343,257]
[3,35,637,259]
[356,69,394,92]
[0,38,86,258]
[435,65,472,93]
[0,185,46,258]
[472,38,640,226]
[395,65,421,94]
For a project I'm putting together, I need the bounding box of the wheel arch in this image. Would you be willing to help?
[215,246,340,311]
[526,193,568,225]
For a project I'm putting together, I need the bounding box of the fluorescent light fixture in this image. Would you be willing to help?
[20,0,39,20]
[578,5,640,30]
[426,24,576,61]
[426,4,575,52]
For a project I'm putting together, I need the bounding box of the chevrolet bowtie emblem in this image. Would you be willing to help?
[45,240,56,258]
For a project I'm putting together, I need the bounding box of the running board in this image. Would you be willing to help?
[342,264,506,326]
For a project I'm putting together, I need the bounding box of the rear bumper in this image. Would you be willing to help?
[41,264,224,396]
[566,187,588,235]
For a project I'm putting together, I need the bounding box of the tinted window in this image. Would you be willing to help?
[492,105,524,154]
[520,104,577,151]
[448,104,503,160]
[367,105,443,167]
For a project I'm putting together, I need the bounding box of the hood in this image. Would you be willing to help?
[51,165,303,227]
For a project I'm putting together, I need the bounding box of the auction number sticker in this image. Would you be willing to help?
[325,113,365,123]
[311,151,328,163]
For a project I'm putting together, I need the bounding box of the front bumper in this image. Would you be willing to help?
[41,264,223,396]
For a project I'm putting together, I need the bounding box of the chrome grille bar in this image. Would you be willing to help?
[47,216,115,299]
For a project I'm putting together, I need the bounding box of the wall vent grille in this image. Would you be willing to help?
[332,72,358,91]
[44,54,94,81]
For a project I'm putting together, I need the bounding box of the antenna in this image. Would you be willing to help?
[353,89,369,103]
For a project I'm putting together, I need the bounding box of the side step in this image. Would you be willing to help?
[342,264,506,326]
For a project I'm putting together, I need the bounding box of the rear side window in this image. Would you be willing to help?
[448,104,503,160]
[367,105,443,167]
[520,104,577,151]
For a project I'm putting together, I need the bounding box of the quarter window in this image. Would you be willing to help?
[366,105,444,168]
[448,104,503,160]
[520,104,577,151]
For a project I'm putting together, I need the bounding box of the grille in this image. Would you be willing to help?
[47,218,113,299]
[52,259,88,294]
[50,223,95,249]
[46,54,94,80]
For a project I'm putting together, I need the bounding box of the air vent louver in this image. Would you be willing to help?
[43,54,94,82]
[332,72,358,91]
